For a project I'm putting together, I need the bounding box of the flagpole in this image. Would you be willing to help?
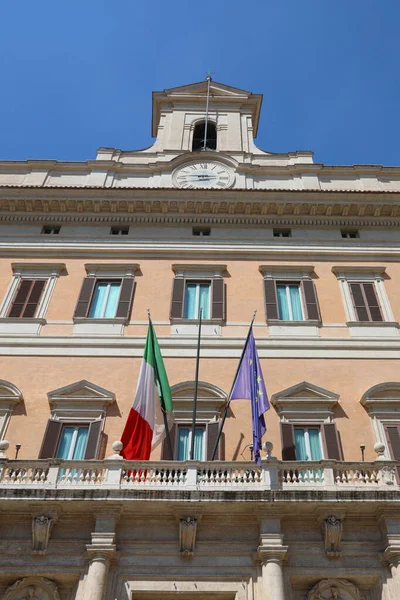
[210,311,257,461]
[147,310,174,461]
[190,306,202,461]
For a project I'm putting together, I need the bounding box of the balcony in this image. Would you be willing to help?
[0,456,397,500]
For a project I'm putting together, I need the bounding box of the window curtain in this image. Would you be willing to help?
[73,428,89,460]
[177,428,190,460]
[294,428,307,460]
[57,427,74,459]
[277,285,289,320]
[89,283,107,318]
[289,285,303,320]
[308,428,322,460]
[104,282,120,318]
[193,428,204,460]
[184,285,196,319]
[199,284,210,319]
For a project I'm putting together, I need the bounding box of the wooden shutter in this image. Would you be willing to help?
[363,283,383,322]
[302,280,320,321]
[161,424,176,460]
[115,278,135,319]
[22,280,46,318]
[264,280,279,320]
[211,279,225,321]
[38,420,63,459]
[74,277,96,318]
[322,423,342,460]
[206,421,222,460]
[8,279,37,318]
[349,283,369,321]
[170,279,185,319]
[384,425,400,481]
[281,423,296,460]
[84,420,103,459]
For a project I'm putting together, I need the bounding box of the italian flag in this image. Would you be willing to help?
[121,322,173,460]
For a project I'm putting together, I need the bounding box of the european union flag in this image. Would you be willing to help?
[230,328,270,467]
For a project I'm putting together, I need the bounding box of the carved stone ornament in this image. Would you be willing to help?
[179,516,197,558]
[307,579,364,600]
[323,516,343,558]
[2,577,60,600]
[32,515,53,554]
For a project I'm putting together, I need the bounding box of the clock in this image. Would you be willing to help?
[172,161,235,189]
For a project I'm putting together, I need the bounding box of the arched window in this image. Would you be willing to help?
[192,121,217,151]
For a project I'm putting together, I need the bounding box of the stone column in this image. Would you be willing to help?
[379,513,400,599]
[84,551,114,600]
[258,547,288,600]
[79,511,119,600]
[384,548,400,599]
[257,516,288,600]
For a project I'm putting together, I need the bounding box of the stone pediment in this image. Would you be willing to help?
[0,379,22,405]
[47,380,115,420]
[163,80,255,98]
[171,381,226,421]
[361,382,400,418]
[271,381,339,422]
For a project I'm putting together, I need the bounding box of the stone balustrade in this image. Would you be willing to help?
[0,458,396,491]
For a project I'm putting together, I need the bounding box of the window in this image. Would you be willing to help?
[341,230,359,239]
[332,267,395,331]
[293,427,323,461]
[39,380,116,460]
[192,227,211,236]
[349,282,382,322]
[276,283,304,321]
[56,425,89,459]
[273,229,291,238]
[74,264,139,323]
[0,264,66,332]
[88,281,122,318]
[42,226,61,235]
[177,426,205,460]
[110,226,129,236]
[7,279,46,318]
[0,379,22,441]
[192,121,217,151]
[170,265,226,322]
[184,282,210,319]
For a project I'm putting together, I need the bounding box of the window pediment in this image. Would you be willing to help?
[171,381,226,421]
[0,379,22,406]
[361,382,400,418]
[47,379,115,421]
[271,381,339,422]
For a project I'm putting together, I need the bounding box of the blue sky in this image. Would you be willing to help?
[0,1,399,166]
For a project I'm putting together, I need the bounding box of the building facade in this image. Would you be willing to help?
[0,79,399,599]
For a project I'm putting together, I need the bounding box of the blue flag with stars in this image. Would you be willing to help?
[230,328,270,467]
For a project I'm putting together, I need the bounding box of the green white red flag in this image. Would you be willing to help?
[121,322,173,460]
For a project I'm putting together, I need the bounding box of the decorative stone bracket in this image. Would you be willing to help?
[179,517,197,558]
[323,516,343,559]
[31,511,58,555]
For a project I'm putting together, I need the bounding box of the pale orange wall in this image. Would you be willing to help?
[1,257,400,463]
[2,354,399,463]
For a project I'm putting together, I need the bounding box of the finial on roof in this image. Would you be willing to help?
[205,69,213,81]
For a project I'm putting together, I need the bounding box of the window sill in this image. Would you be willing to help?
[73,318,129,324]
[346,321,399,338]
[0,318,46,335]
[268,320,321,337]
[72,319,125,336]
[171,322,222,336]
[170,319,224,325]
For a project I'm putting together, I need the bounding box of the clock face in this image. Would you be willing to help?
[172,161,235,189]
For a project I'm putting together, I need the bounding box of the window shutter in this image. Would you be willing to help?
[170,279,185,319]
[74,277,96,318]
[363,283,383,322]
[385,425,400,481]
[8,279,34,318]
[206,421,221,460]
[84,420,103,459]
[322,423,342,460]
[115,278,135,319]
[349,283,369,321]
[264,280,279,320]
[281,423,296,460]
[302,280,320,321]
[211,278,225,320]
[161,424,176,460]
[23,279,46,318]
[38,420,63,459]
